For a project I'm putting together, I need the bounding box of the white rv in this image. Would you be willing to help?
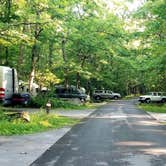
[0,66,18,105]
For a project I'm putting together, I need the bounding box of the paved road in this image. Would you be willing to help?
[30,100,166,166]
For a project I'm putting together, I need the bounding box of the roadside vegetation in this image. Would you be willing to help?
[123,94,140,100]
[139,104,166,113]
[0,109,79,136]
[28,94,94,110]
[0,98,97,136]
[10,97,96,110]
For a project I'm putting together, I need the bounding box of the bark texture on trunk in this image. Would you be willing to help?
[76,72,80,89]
[28,10,43,92]
[61,37,68,88]
[48,40,54,67]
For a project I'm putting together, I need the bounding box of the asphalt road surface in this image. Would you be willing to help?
[30,100,166,166]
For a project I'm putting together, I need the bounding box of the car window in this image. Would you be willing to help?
[153,92,157,96]
[13,93,21,97]
[56,88,68,93]
[95,90,103,93]
[72,89,79,94]
[67,88,72,93]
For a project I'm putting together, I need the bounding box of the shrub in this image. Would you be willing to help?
[28,95,82,109]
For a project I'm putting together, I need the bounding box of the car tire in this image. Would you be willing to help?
[146,98,151,104]
[80,98,85,102]
[161,98,166,103]
[114,96,118,100]
[95,96,101,100]
[24,100,28,105]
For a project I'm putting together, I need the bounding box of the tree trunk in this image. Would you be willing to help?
[0,45,2,64]
[76,72,80,89]
[5,47,9,66]
[17,25,26,73]
[86,81,91,95]
[29,43,37,92]
[17,44,24,74]
[61,37,68,87]
[29,69,35,93]
[5,0,11,22]
[29,27,42,92]
[48,40,54,67]
[4,0,11,66]
[29,10,43,93]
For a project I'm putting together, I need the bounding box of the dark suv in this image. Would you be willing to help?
[55,86,87,101]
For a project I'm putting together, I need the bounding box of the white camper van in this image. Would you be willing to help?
[0,66,18,105]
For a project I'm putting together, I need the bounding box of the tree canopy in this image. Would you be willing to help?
[0,0,165,95]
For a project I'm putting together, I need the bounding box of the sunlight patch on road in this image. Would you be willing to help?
[90,115,127,119]
[71,147,79,151]
[96,161,109,166]
[90,113,147,119]
[44,156,60,166]
[115,141,157,147]
[126,115,147,118]
[110,115,127,119]
[137,129,166,135]
[141,148,166,155]
[109,103,125,106]
[70,134,78,137]
[137,121,161,126]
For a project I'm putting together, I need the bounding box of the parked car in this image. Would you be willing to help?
[138,92,166,103]
[54,86,88,102]
[0,66,18,105]
[12,93,31,106]
[92,90,121,100]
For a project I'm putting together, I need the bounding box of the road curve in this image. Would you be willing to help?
[30,100,166,166]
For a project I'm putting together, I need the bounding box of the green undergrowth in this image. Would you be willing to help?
[26,95,95,110]
[58,102,97,110]
[123,94,140,99]
[29,97,77,109]
[139,103,166,113]
[0,109,79,136]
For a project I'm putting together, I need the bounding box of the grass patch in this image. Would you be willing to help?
[123,94,140,100]
[58,102,97,110]
[0,110,79,136]
[28,97,81,109]
[138,103,166,113]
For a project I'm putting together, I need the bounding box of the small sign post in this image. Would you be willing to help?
[46,100,51,114]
